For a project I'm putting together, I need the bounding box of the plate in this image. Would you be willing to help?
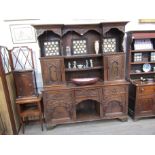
[142,63,151,72]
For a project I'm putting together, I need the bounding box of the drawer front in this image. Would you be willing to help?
[75,88,100,98]
[44,90,73,103]
[138,86,155,95]
[103,85,127,96]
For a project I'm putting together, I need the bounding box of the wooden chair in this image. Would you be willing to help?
[16,95,43,134]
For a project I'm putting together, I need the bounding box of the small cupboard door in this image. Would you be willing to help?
[136,94,155,116]
[103,53,125,81]
[40,58,65,85]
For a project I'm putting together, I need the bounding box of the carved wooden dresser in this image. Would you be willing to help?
[33,22,129,128]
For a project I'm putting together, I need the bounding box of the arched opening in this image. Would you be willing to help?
[104,28,124,52]
[38,31,61,57]
[76,99,101,121]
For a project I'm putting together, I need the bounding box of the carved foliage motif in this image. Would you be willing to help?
[103,86,126,96]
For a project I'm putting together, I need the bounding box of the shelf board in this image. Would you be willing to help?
[131,50,155,53]
[130,71,155,75]
[76,113,100,122]
[131,62,155,64]
[64,54,102,59]
[65,66,103,72]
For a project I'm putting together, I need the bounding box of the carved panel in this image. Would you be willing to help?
[43,90,74,122]
[136,94,155,115]
[75,88,99,98]
[40,58,65,85]
[103,86,127,96]
[105,100,123,113]
[75,88,102,104]
[103,54,125,81]
[103,95,126,115]
[63,27,101,36]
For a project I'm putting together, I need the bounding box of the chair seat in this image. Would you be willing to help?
[20,109,41,117]
[16,95,42,104]
[16,94,43,134]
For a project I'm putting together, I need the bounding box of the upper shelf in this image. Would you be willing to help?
[64,54,102,59]
[131,50,155,53]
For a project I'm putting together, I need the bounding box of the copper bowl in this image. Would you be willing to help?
[71,77,99,85]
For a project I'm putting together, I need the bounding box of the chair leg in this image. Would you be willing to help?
[21,117,25,134]
[40,114,43,131]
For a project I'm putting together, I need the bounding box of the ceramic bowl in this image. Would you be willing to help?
[77,64,83,69]
[71,77,99,85]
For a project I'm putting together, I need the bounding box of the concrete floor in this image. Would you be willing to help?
[19,116,155,135]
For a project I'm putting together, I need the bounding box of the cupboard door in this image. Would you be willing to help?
[103,85,128,117]
[136,94,155,116]
[40,58,65,85]
[43,90,74,126]
[104,94,127,116]
[103,54,125,81]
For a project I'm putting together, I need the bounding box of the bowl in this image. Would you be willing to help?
[77,64,83,69]
[71,77,99,85]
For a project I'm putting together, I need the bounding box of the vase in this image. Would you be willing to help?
[94,40,99,54]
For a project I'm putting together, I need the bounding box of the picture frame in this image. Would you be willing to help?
[10,24,36,44]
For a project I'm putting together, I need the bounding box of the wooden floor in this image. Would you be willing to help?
[19,116,155,135]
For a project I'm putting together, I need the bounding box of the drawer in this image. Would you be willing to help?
[43,90,73,101]
[138,86,155,95]
[75,88,100,98]
[103,85,127,96]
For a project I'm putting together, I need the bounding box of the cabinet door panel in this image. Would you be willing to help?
[136,94,155,116]
[43,90,73,124]
[104,95,127,116]
[104,54,125,81]
[40,58,65,85]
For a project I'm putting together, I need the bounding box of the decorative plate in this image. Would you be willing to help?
[142,63,151,72]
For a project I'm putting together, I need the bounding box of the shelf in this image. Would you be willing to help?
[131,62,155,64]
[76,112,100,121]
[130,71,155,75]
[65,66,103,72]
[64,54,102,59]
[131,50,155,53]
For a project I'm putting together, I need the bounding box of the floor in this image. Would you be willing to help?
[19,116,155,135]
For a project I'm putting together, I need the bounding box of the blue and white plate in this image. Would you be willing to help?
[142,63,151,72]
